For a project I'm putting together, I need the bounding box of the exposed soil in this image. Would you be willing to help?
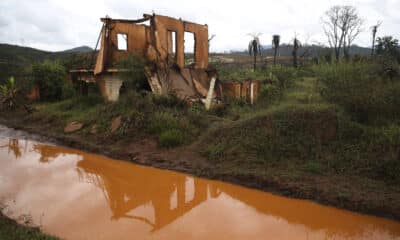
[1,114,399,222]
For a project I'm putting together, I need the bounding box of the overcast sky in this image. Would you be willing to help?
[0,0,399,52]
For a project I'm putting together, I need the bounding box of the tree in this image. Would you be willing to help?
[248,33,262,71]
[32,61,67,101]
[321,5,364,62]
[292,37,301,68]
[272,35,280,65]
[370,21,382,56]
[376,36,400,62]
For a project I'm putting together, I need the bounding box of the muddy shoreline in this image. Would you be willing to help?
[1,117,399,222]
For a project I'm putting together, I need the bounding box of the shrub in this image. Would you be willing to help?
[115,54,148,91]
[305,161,322,174]
[147,111,181,134]
[267,65,297,89]
[0,76,18,110]
[259,81,282,103]
[159,129,184,147]
[32,61,67,101]
[61,82,76,99]
[313,62,400,124]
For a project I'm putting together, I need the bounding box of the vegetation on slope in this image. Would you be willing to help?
[1,37,400,221]
[0,212,57,240]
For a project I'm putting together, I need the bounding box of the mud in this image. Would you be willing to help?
[0,117,400,222]
[1,133,400,240]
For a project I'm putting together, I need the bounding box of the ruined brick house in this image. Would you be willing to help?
[70,14,222,106]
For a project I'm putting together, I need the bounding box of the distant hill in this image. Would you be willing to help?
[0,43,93,64]
[0,44,94,83]
[61,46,93,53]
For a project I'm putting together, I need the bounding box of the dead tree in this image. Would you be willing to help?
[272,35,280,65]
[371,21,382,56]
[321,5,364,62]
[292,37,301,68]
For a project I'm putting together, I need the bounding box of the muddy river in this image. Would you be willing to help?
[0,125,399,240]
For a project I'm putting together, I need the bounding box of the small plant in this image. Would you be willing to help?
[259,82,282,103]
[159,129,184,147]
[305,161,322,174]
[0,76,33,113]
[0,76,18,109]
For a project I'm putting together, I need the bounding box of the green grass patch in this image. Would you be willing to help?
[0,213,57,240]
[159,129,185,148]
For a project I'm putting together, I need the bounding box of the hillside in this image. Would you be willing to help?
[0,44,93,83]
[61,46,93,53]
[0,44,93,64]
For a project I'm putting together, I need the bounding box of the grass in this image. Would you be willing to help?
[23,63,400,185]
[2,60,400,219]
[21,62,400,186]
[30,91,208,147]
[199,63,400,186]
[0,213,57,240]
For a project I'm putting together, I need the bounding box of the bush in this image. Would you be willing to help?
[267,65,297,89]
[159,129,185,147]
[147,111,181,134]
[32,61,67,101]
[115,54,148,91]
[61,82,76,99]
[313,62,400,124]
[259,81,282,103]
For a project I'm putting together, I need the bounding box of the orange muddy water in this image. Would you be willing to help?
[0,128,399,240]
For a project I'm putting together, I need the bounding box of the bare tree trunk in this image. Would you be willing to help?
[253,53,256,71]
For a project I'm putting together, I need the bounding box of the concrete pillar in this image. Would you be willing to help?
[98,75,123,102]
[104,78,123,101]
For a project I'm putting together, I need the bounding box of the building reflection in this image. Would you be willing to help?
[76,156,222,231]
[0,138,29,158]
[27,143,400,237]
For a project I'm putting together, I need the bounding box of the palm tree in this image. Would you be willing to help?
[272,35,280,65]
[292,37,301,68]
[248,33,262,71]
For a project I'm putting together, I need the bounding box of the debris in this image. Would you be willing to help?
[64,122,83,133]
[90,124,98,134]
[111,116,122,133]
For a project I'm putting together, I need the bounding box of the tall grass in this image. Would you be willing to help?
[313,61,400,124]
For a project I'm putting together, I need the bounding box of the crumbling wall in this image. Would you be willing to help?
[85,14,217,104]
[222,80,260,104]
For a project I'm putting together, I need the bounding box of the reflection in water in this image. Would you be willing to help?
[0,138,26,158]
[0,137,400,240]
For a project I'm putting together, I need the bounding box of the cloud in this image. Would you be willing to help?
[0,0,399,52]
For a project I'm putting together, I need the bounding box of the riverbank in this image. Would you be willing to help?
[1,104,399,221]
[1,63,399,222]
[0,212,57,240]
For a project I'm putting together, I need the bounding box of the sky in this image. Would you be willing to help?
[0,0,399,52]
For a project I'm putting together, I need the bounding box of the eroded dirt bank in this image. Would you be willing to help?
[1,116,399,222]
[1,136,400,240]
